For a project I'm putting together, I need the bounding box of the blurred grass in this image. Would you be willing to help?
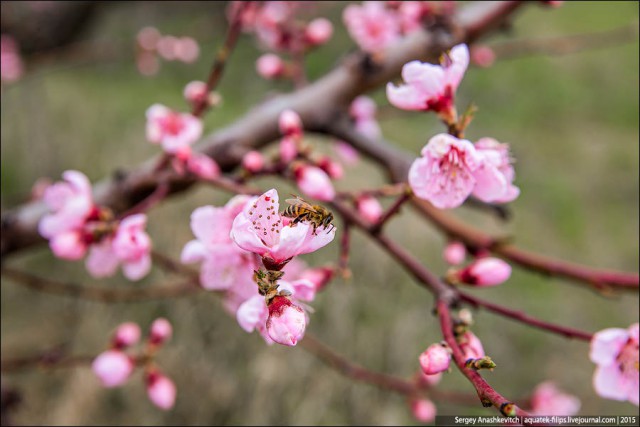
[1,1,639,425]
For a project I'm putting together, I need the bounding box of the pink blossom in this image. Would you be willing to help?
[305,18,333,46]
[356,195,383,223]
[242,150,265,173]
[113,322,141,349]
[298,266,335,293]
[256,53,286,79]
[137,51,160,76]
[266,295,307,346]
[181,197,257,291]
[279,109,303,136]
[397,1,428,34]
[146,371,176,410]
[472,137,519,204]
[334,141,360,166]
[146,104,202,154]
[112,214,152,281]
[174,37,199,63]
[280,136,299,163]
[419,343,451,375]
[317,156,344,180]
[417,370,442,387]
[343,2,401,53]
[459,331,485,360]
[386,44,469,119]
[50,231,89,260]
[470,45,496,68]
[294,165,336,201]
[410,398,437,423]
[230,189,336,265]
[350,96,382,139]
[186,152,221,180]
[137,26,161,51]
[92,350,134,388]
[149,318,173,345]
[530,381,581,416]
[157,35,179,61]
[1,35,24,83]
[183,80,208,105]
[456,257,511,287]
[236,294,271,343]
[443,241,466,265]
[589,323,639,406]
[408,133,481,209]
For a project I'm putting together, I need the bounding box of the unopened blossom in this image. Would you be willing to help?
[113,322,141,349]
[92,350,134,388]
[470,45,496,68]
[304,18,333,46]
[230,189,336,265]
[149,318,173,345]
[459,331,485,360]
[293,164,336,201]
[530,381,581,416]
[137,26,161,51]
[279,109,303,136]
[456,257,511,287]
[1,35,24,83]
[280,136,298,163]
[590,323,639,406]
[317,156,344,180]
[334,141,360,166]
[146,371,176,410]
[443,241,466,265]
[146,104,202,154]
[172,146,221,180]
[181,197,256,291]
[256,53,285,79]
[356,195,383,223]
[157,35,179,60]
[242,150,265,173]
[266,295,307,346]
[183,80,208,105]
[419,343,451,375]
[174,36,199,63]
[410,398,437,423]
[343,1,401,53]
[472,137,519,204]
[408,133,481,209]
[298,266,335,293]
[387,44,469,121]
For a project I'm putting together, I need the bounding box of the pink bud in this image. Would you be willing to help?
[470,45,496,68]
[242,150,265,173]
[92,350,134,388]
[183,80,208,104]
[149,318,172,345]
[187,152,221,180]
[266,296,306,346]
[317,156,344,179]
[256,53,285,79]
[410,398,437,423]
[278,109,302,136]
[305,18,333,46]
[419,343,451,375]
[294,165,336,201]
[299,266,335,292]
[443,241,466,265]
[157,35,178,61]
[417,370,442,387]
[175,37,200,63]
[457,257,511,286]
[279,136,298,162]
[136,51,160,76]
[146,371,176,410]
[137,27,161,51]
[356,195,383,223]
[113,322,141,349]
[459,331,485,360]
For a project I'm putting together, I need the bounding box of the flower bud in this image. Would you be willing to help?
[278,109,303,136]
[183,80,208,104]
[266,296,306,346]
[410,398,437,423]
[294,164,336,201]
[419,343,451,375]
[113,322,141,349]
[92,350,134,388]
[317,156,344,179]
[470,45,496,68]
[146,370,177,410]
[256,53,285,79]
[305,18,333,46]
[443,241,466,265]
[299,266,335,293]
[149,318,172,346]
[242,150,265,173]
[459,331,485,360]
[356,195,383,223]
[456,257,511,286]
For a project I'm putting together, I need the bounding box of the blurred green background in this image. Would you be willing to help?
[1,1,638,425]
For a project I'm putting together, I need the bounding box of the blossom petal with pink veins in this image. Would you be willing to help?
[50,231,87,260]
[590,328,629,365]
[236,295,268,333]
[386,82,429,111]
[191,206,232,246]
[86,240,119,278]
[409,156,475,209]
[230,212,269,256]
[246,189,282,248]
[180,240,208,264]
[444,44,470,90]
[593,364,630,401]
[401,60,445,98]
[471,163,507,202]
[122,254,151,281]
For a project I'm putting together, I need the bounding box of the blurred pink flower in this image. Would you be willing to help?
[279,109,303,136]
[386,44,469,120]
[149,318,173,345]
[459,331,485,360]
[1,35,24,83]
[410,398,437,423]
[266,295,307,346]
[419,343,451,375]
[298,266,335,293]
[443,241,466,265]
[456,257,511,287]
[530,381,581,416]
[174,37,199,63]
[92,350,134,388]
[470,45,496,68]
[317,156,344,180]
[473,137,519,204]
[334,141,360,166]
[113,322,141,349]
[343,1,401,53]
[397,1,429,34]
[305,18,333,46]
[146,371,176,410]
[293,165,336,201]
[146,104,202,154]
[111,214,152,280]
[356,195,383,223]
[137,26,161,51]
[230,189,336,264]
[183,80,208,105]
[157,35,179,61]
[242,150,265,173]
[590,323,639,406]
[256,53,285,79]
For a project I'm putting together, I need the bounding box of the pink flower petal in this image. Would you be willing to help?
[590,328,629,365]
[86,240,119,277]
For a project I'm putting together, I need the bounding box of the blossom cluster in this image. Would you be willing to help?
[136,26,200,76]
[92,319,176,410]
[38,170,152,280]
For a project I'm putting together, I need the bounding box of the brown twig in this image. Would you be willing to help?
[370,192,411,234]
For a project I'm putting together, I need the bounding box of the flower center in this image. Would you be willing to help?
[161,113,186,136]
[617,338,640,381]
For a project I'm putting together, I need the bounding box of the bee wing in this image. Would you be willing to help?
[285,197,318,212]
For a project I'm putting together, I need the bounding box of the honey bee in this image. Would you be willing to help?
[282,196,335,235]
